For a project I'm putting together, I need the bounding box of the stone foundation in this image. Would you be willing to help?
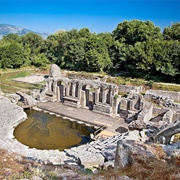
[63,96,81,108]
[93,103,112,115]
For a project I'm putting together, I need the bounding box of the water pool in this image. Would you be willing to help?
[14,110,95,150]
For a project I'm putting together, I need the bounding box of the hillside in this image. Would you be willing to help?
[0,24,49,39]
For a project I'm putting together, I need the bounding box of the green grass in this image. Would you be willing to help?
[152,83,180,92]
[8,71,32,79]
[0,69,42,93]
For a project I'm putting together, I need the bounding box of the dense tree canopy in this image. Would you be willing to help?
[163,23,180,41]
[0,20,179,83]
[112,20,163,45]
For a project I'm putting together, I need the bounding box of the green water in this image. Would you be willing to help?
[14,110,95,150]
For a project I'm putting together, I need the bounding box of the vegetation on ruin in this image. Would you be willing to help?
[0,20,179,84]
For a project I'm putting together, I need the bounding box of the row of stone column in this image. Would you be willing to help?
[47,79,118,106]
[65,82,82,99]
[95,87,116,105]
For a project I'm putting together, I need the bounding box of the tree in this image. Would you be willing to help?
[85,33,112,71]
[0,41,28,68]
[64,38,86,70]
[163,23,180,41]
[33,53,49,69]
[43,31,71,66]
[129,40,156,74]
[21,32,44,63]
[108,41,128,71]
[112,20,162,45]
[84,49,105,72]
[2,34,21,43]
[79,28,91,38]
[153,40,180,76]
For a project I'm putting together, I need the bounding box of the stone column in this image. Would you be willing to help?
[102,88,106,104]
[109,90,113,106]
[81,90,86,107]
[66,84,70,96]
[113,96,121,114]
[129,100,134,111]
[56,86,60,101]
[48,81,52,92]
[53,82,57,94]
[111,87,115,104]
[72,83,76,97]
[95,89,100,104]
[77,85,82,99]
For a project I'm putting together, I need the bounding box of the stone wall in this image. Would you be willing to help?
[118,85,143,94]
[0,96,27,149]
[152,107,168,117]
[137,101,153,122]
[146,89,180,102]
[144,93,180,110]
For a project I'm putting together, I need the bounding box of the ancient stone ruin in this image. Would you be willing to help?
[34,64,180,145]
[0,63,180,170]
[39,64,120,115]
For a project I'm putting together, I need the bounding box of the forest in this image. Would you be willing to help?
[0,20,179,83]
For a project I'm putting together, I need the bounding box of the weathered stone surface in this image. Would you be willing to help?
[93,103,112,115]
[144,93,180,110]
[128,120,146,130]
[162,109,174,123]
[118,85,144,94]
[125,130,148,142]
[0,96,27,127]
[146,89,180,102]
[6,93,21,103]
[153,120,180,144]
[114,141,132,168]
[78,150,104,168]
[66,145,104,168]
[16,91,38,107]
[137,101,153,122]
[114,140,155,169]
[65,133,127,168]
[49,64,61,78]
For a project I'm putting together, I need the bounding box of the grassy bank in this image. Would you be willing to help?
[0,66,180,93]
[0,67,45,93]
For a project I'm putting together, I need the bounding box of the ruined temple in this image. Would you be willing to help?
[42,64,120,115]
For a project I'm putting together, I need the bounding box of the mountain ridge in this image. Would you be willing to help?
[0,24,49,39]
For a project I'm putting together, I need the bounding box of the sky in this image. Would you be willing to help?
[0,0,180,34]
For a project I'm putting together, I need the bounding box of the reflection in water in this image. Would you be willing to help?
[14,110,95,150]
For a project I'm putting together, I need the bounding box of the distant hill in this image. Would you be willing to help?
[0,24,49,39]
